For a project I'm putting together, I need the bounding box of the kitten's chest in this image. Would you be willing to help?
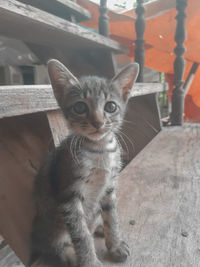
[76,140,121,212]
[81,166,111,216]
[80,138,120,174]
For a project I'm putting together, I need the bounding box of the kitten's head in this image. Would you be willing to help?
[48,59,139,141]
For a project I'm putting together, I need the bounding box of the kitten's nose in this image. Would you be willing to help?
[92,120,104,130]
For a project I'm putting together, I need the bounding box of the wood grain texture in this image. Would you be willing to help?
[46,110,69,147]
[0,83,167,119]
[57,0,92,21]
[0,0,126,53]
[95,124,200,266]
[17,0,92,22]
[0,113,53,265]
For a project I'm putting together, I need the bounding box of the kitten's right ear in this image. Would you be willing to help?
[47,59,80,106]
[111,63,139,102]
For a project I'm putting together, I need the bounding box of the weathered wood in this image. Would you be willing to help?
[0,0,127,54]
[56,0,91,21]
[0,85,57,119]
[135,0,146,82]
[0,113,53,265]
[171,0,187,125]
[131,0,175,20]
[46,110,69,147]
[121,93,162,164]
[95,124,200,266]
[0,83,167,119]
[17,0,92,22]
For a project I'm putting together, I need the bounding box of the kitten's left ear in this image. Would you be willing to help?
[111,63,139,101]
[47,59,80,106]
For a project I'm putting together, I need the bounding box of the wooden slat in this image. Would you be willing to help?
[57,0,92,21]
[0,83,167,119]
[0,113,52,265]
[0,0,126,53]
[46,110,69,147]
[17,0,92,22]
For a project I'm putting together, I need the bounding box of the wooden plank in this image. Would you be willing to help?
[46,109,69,147]
[0,83,167,119]
[0,0,126,54]
[17,0,92,22]
[0,85,57,119]
[128,0,175,20]
[57,0,92,21]
[95,124,200,266]
[0,113,53,265]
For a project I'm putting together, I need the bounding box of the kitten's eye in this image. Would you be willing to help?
[73,102,88,114]
[104,101,117,113]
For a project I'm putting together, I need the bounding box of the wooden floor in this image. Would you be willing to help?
[97,124,200,266]
[0,236,24,267]
[1,124,200,267]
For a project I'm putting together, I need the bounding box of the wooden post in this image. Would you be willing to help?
[135,0,146,82]
[99,0,109,36]
[98,0,117,77]
[171,0,187,125]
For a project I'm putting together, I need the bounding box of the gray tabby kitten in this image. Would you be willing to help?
[29,59,139,267]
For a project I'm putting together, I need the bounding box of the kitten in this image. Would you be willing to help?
[29,59,139,267]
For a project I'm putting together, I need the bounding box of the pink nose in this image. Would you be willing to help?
[92,120,104,129]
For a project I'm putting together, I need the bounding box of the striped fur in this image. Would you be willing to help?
[29,60,139,267]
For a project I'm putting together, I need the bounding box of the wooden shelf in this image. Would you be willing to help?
[17,0,92,22]
[0,0,127,54]
[0,83,167,119]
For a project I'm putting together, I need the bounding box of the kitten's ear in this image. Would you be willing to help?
[111,63,139,101]
[47,59,80,106]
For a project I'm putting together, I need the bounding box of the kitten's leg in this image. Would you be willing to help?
[101,187,130,262]
[89,211,104,238]
[61,198,102,267]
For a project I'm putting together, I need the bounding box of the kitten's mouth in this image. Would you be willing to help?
[88,129,108,140]
[90,130,102,134]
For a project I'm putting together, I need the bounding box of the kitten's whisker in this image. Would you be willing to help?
[117,129,136,155]
[142,118,159,134]
[117,133,130,161]
[73,135,78,165]
[115,135,123,154]
[70,135,80,166]
[70,135,76,165]
[74,135,81,165]
[122,119,133,124]
[123,115,159,134]
[121,119,156,139]
[79,136,84,153]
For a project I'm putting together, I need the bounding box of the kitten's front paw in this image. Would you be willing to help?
[108,240,130,262]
